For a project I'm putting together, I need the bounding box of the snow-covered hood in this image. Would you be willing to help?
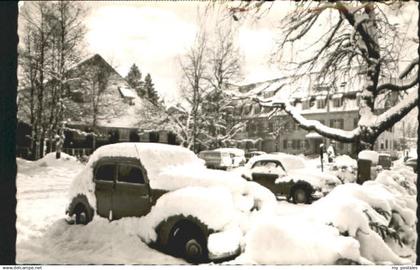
[153,164,277,212]
[151,164,247,192]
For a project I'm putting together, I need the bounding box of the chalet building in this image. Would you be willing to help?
[229,72,403,157]
[17,54,178,159]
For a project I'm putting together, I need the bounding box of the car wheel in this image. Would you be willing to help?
[292,188,309,204]
[75,204,92,225]
[169,224,208,264]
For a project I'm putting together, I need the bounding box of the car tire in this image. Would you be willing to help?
[291,188,310,204]
[169,223,208,264]
[290,181,314,204]
[75,204,93,225]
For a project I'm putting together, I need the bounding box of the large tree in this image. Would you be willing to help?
[178,26,209,152]
[19,1,86,159]
[125,63,145,97]
[144,73,159,105]
[230,1,418,151]
[201,19,244,149]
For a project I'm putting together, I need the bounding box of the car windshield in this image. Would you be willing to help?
[252,160,286,175]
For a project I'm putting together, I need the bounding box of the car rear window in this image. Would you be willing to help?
[200,152,221,158]
[95,164,116,182]
[118,165,145,184]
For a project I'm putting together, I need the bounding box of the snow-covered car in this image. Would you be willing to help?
[198,150,233,170]
[65,143,276,263]
[214,148,246,167]
[241,153,341,204]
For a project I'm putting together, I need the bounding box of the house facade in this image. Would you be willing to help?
[230,72,402,157]
[17,54,178,159]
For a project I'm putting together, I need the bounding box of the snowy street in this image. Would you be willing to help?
[15,152,416,265]
[15,153,310,264]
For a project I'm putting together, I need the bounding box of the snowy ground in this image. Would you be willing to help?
[15,153,416,265]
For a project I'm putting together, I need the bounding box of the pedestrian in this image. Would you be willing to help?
[327,143,336,163]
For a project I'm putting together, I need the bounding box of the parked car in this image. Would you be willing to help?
[405,157,417,173]
[65,143,276,263]
[198,150,234,170]
[214,148,246,167]
[241,153,341,204]
[245,151,266,162]
[357,150,386,183]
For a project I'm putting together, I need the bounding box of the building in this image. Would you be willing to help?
[229,72,403,157]
[17,54,177,159]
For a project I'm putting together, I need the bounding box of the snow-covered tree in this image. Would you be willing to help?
[144,73,159,105]
[201,19,245,149]
[178,22,210,152]
[230,1,418,151]
[125,63,145,97]
[19,1,86,159]
[77,59,112,149]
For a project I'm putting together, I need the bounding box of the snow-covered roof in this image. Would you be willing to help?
[119,87,136,98]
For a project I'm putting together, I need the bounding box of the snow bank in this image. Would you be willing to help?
[309,177,415,264]
[358,150,379,164]
[18,218,184,264]
[238,217,361,264]
[36,152,79,167]
[237,161,416,265]
[335,155,357,169]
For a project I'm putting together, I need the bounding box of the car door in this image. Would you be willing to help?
[112,162,151,219]
[251,160,283,192]
[94,163,116,219]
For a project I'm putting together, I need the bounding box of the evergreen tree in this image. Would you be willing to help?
[144,73,159,104]
[125,64,145,97]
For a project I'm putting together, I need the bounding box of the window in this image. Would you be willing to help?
[354,118,358,128]
[118,165,145,184]
[385,140,388,149]
[283,140,288,150]
[302,100,310,110]
[252,160,285,172]
[95,164,116,182]
[119,129,130,141]
[320,120,325,125]
[330,119,335,128]
[337,119,344,129]
[317,99,326,109]
[292,139,301,150]
[333,98,342,107]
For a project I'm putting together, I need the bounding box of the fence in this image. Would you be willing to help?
[62,148,93,158]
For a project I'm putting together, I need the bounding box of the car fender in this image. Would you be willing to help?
[66,194,94,218]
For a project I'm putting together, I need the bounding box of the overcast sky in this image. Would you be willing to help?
[83,1,293,102]
[20,1,418,103]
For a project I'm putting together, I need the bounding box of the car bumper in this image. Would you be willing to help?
[208,246,241,262]
[207,229,242,261]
